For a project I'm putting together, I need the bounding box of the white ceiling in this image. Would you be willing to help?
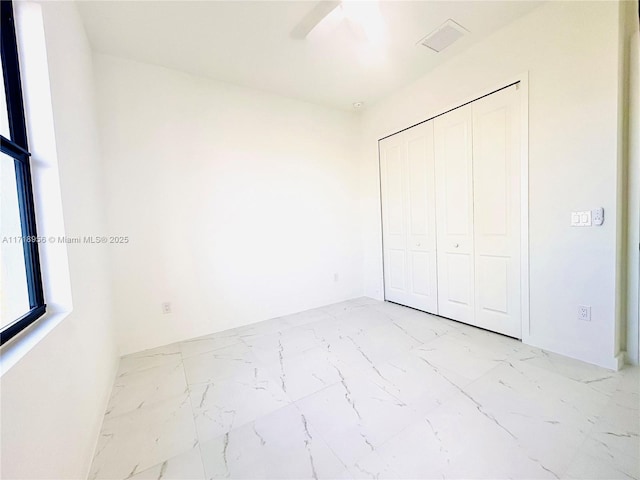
[78,1,542,111]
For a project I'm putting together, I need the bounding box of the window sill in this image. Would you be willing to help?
[0,307,71,377]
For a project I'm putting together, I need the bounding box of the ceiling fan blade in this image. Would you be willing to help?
[290,1,341,39]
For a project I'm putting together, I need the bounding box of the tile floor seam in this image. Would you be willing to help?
[199,401,297,435]
[179,349,208,480]
[326,341,484,471]
[289,402,351,473]
[346,391,461,472]
[416,353,568,477]
[558,417,604,479]
[510,352,623,399]
[574,378,640,464]
[458,357,619,479]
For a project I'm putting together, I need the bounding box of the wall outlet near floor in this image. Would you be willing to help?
[577,305,591,321]
[161,302,172,314]
[334,273,339,282]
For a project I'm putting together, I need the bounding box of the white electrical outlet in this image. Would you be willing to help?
[162,302,172,314]
[592,207,604,226]
[578,305,591,321]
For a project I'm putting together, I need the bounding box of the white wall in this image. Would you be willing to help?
[361,1,625,369]
[94,55,363,355]
[626,6,640,365]
[0,2,118,479]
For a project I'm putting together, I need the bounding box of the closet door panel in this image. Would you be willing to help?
[472,85,521,338]
[388,250,406,290]
[405,123,438,311]
[380,137,408,300]
[434,105,474,323]
[410,252,430,296]
[380,122,438,313]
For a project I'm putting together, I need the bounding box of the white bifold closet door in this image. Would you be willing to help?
[434,104,475,324]
[433,84,521,337]
[470,85,521,338]
[380,84,522,338]
[379,122,438,313]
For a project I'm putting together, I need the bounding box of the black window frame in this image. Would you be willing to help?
[0,0,46,345]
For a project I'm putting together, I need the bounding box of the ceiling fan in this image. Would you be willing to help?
[290,1,341,39]
[290,0,386,43]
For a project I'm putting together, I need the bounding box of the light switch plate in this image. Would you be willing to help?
[571,213,581,225]
[571,211,592,227]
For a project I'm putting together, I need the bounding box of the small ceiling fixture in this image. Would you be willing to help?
[352,101,364,109]
[418,19,468,53]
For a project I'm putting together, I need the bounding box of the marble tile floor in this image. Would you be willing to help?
[89,298,640,480]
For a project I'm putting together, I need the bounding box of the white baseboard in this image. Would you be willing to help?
[613,352,626,371]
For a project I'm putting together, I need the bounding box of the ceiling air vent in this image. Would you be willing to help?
[418,19,468,53]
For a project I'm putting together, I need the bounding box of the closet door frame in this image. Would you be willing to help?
[377,73,530,342]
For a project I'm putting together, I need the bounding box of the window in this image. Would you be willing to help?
[0,0,45,345]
